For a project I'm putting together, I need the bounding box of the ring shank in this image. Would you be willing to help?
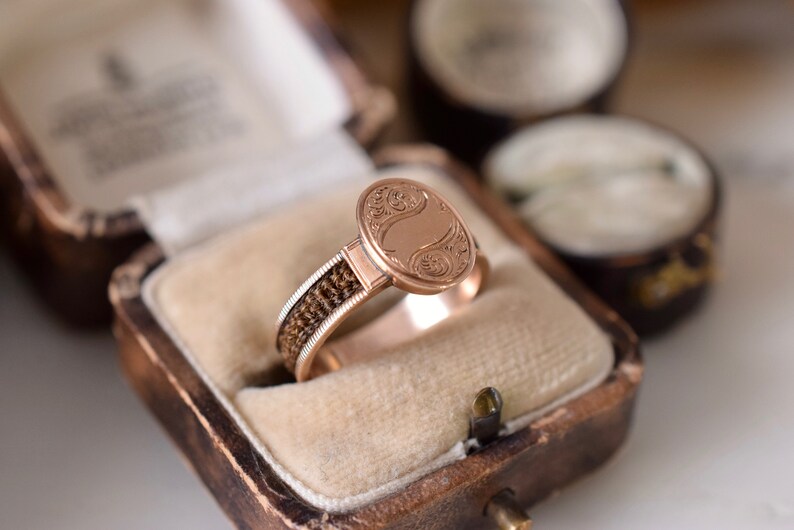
[275,254,368,379]
[276,246,488,382]
[311,252,488,379]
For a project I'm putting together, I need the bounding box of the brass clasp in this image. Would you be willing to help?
[470,387,503,447]
[486,490,533,530]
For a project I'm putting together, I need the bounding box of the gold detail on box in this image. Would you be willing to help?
[486,489,533,530]
[633,234,718,309]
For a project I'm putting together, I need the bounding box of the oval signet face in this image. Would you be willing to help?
[357,178,476,293]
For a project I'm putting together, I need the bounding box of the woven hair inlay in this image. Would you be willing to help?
[277,260,363,372]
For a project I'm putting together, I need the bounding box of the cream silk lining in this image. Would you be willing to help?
[0,0,351,213]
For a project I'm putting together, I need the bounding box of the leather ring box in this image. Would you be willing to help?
[406,0,630,165]
[110,145,643,529]
[484,115,722,335]
[0,0,394,327]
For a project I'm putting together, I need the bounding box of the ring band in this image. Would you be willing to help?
[275,178,489,382]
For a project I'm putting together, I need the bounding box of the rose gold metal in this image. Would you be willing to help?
[276,178,489,382]
[341,238,390,292]
[357,178,477,294]
[316,248,488,377]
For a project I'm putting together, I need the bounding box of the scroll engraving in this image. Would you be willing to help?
[361,181,472,283]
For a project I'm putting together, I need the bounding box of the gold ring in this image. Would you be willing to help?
[275,178,489,381]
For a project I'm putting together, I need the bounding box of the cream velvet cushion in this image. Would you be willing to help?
[143,165,613,512]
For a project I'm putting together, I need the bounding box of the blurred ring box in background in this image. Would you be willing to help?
[484,115,721,335]
[407,0,630,166]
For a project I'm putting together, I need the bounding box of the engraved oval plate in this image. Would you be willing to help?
[356,178,477,294]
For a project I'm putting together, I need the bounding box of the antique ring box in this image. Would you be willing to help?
[275,177,489,382]
[485,115,721,335]
[0,0,394,326]
[407,0,629,164]
[112,144,642,528]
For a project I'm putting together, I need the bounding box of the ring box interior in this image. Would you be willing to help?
[0,0,393,326]
[111,144,642,528]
